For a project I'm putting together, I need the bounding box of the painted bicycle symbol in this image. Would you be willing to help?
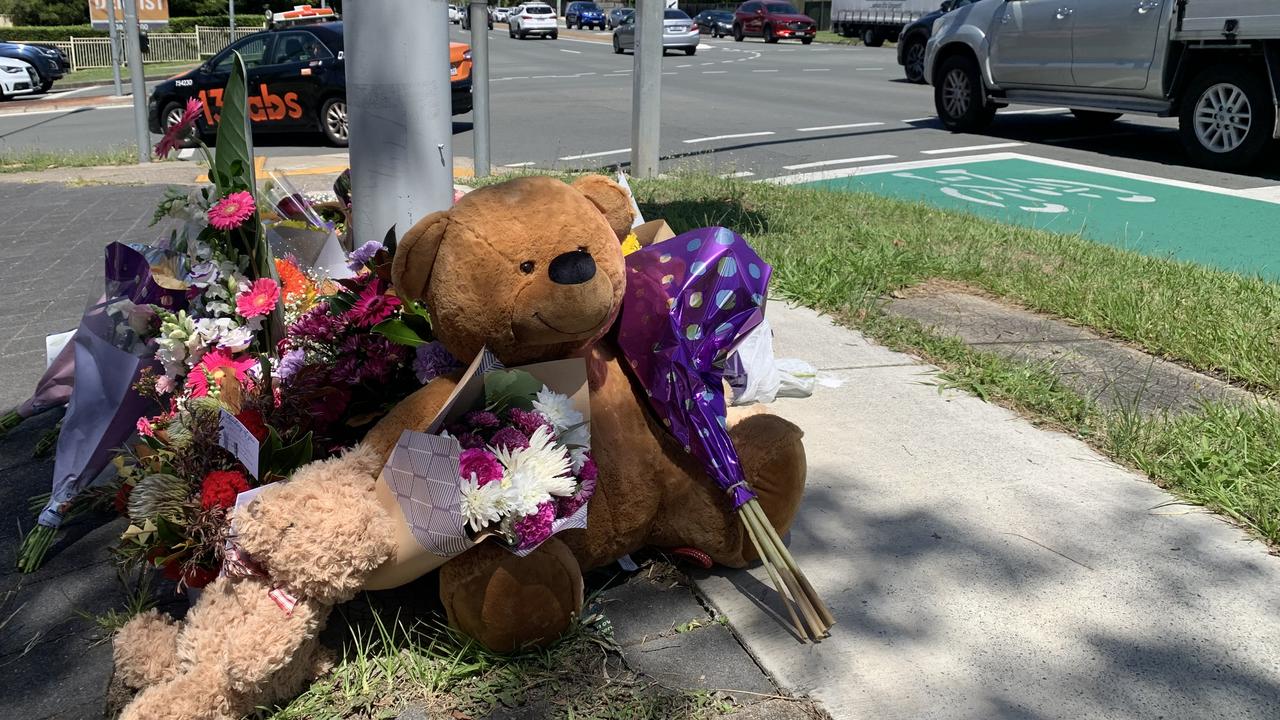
[891,168,1157,214]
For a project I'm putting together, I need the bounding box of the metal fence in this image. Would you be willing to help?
[21,26,265,71]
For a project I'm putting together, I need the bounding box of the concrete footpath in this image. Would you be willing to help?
[698,303,1280,719]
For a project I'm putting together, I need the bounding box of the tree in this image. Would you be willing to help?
[0,0,87,25]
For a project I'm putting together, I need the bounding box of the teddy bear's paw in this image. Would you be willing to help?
[732,413,807,564]
[113,609,181,690]
[118,667,236,720]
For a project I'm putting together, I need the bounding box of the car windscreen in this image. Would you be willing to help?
[664,9,690,19]
[580,3,601,9]
[712,11,733,19]
[765,3,797,12]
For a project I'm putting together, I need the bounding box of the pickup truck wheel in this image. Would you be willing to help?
[903,37,926,83]
[862,29,884,48]
[1070,110,1122,126]
[935,54,995,133]
[733,24,744,42]
[1180,65,1274,171]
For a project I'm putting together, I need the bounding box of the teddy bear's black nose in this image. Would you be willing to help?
[548,250,596,285]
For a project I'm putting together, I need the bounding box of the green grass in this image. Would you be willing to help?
[0,147,140,173]
[64,61,197,85]
[812,30,863,46]
[627,173,1280,543]
[266,604,738,720]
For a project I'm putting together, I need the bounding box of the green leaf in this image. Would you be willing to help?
[372,318,428,347]
[269,432,314,477]
[213,52,254,196]
[484,369,543,411]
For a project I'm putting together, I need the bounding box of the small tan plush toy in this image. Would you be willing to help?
[111,445,395,720]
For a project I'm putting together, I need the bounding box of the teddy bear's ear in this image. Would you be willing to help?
[572,175,635,242]
[392,210,449,302]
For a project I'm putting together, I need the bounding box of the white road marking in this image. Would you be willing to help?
[1000,107,1069,115]
[797,121,884,132]
[782,154,896,170]
[1237,185,1280,203]
[855,67,884,71]
[902,116,936,123]
[751,69,779,73]
[921,142,1025,155]
[721,60,735,63]
[559,48,582,54]
[684,131,774,143]
[49,85,103,98]
[663,71,677,75]
[677,64,691,68]
[603,73,628,76]
[802,68,830,72]
[721,171,756,178]
[505,162,536,167]
[559,148,631,160]
[703,70,727,74]
[0,103,131,119]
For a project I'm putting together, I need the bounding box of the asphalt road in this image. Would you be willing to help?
[2,26,1279,190]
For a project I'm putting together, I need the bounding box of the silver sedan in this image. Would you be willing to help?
[612,9,700,56]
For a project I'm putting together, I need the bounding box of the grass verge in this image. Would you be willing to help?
[811,30,863,46]
[0,147,140,173]
[64,61,197,85]
[630,173,1280,543]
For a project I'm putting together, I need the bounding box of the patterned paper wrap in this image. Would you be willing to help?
[617,227,772,510]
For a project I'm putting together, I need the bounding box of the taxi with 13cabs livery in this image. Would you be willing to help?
[148,17,473,148]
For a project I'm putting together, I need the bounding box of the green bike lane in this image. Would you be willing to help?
[775,153,1280,281]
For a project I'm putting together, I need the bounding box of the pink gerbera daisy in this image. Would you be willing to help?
[347,280,401,327]
[187,349,257,398]
[236,278,280,318]
[208,190,256,231]
[154,97,203,159]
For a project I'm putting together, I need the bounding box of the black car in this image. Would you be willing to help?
[0,42,67,93]
[148,22,472,148]
[897,0,971,83]
[461,5,494,29]
[692,10,734,38]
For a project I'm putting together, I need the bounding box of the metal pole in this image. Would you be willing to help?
[121,0,150,164]
[348,0,454,245]
[469,0,490,177]
[229,0,236,34]
[104,0,123,96]
[630,0,661,178]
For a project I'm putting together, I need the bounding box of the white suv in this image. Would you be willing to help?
[0,57,38,101]
[510,3,559,39]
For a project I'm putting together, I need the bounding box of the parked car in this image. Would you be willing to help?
[462,4,494,29]
[897,0,972,84]
[607,7,634,29]
[510,3,559,39]
[565,1,606,29]
[148,22,473,148]
[0,56,39,101]
[494,6,513,22]
[449,5,463,23]
[613,9,700,55]
[0,42,66,93]
[732,1,816,44]
[925,0,1280,170]
[693,10,735,37]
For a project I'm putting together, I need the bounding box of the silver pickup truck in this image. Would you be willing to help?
[924,0,1280,169]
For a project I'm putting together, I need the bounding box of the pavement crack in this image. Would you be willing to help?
[1002,532,1095,571]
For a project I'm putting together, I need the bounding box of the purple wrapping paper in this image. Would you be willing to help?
[617,227,771,509]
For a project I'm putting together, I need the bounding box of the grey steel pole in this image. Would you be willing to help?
[469,0,490,177]
[348,0,454,245]
[105,0,123,96]
[630,0,662,178]
[229,0,236,34]
[121,0,150,164]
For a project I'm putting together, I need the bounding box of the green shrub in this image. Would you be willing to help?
[168,15,231,32]
[0,25,105,41]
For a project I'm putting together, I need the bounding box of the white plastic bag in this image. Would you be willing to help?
[726,318,817,405]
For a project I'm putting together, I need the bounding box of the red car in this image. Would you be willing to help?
[732,1,816,44]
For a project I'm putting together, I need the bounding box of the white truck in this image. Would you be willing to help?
[924,0,1280,170]
[832,0,943,47]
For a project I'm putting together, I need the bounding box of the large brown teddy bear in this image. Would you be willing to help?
[111,446,395,720]
[359,175,808,651]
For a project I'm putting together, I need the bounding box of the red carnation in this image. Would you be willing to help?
[235,409,270,442]
[200,470,251,510]
[182,565,219,589]
[113,483,133,516]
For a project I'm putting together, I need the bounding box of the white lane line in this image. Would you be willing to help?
[855,67,884,71]
[49,85,104,98]
[559,148,631,160]
[1000,107,1069,115]
[663,71,677,75]
[683,131,774,144]
[721,60,735,63]
[751,69,778,73]
[677,64,691,68]
[603,73,628,77]
[782,154,896,170]
[0,103,131,119]
[902,116,936,123]
[703,70,727,74]
[720,171,756,178]
[921,142,1025,155]
[505,162,536,167]
[802,68,830,72]
[797,121,884,132]
[559,48,582,54]
[701,62,714,65]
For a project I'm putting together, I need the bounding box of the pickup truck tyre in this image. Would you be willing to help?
[862,29,884,48]
[1070,110,1122,125]
[733,24,744,42]
[903,36,926,83]
[935,54,995,132]
[1180,65,1274,171]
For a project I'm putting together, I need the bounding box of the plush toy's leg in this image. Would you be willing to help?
[113,609,181,690]
[118,665,237,720]
[732,413,807,563]
[439,537,584,653]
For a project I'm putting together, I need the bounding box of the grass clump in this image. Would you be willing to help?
[0,147,140,173]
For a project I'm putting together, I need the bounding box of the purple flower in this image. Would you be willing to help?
[507,407,552,438]
[558,455,597,518]
[455,431,486,450]
[464,410,500,430]
[459,448,504,487]
[289,303,342,343]
[489,426,529,451]
[276,349,306,380]
[348,240,383,272]
[514,501,557,550]
[414,341,461,384]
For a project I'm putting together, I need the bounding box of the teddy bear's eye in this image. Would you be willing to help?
[520,261,535,274]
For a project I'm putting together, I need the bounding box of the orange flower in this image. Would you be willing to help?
[275,258,312,303]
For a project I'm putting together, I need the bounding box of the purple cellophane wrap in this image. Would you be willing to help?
[617,227,771,510]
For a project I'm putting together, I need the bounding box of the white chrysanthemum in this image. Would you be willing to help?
[493,426,576,509]
[569,445,590,474]
[459,476,509,533]
[532,388,583,433]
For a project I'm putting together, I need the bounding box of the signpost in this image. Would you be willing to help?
[104,0,123,96]
[630,0,662,178]
[88,0,169,30]
[469,0,491,178]
[120,0,150,164]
